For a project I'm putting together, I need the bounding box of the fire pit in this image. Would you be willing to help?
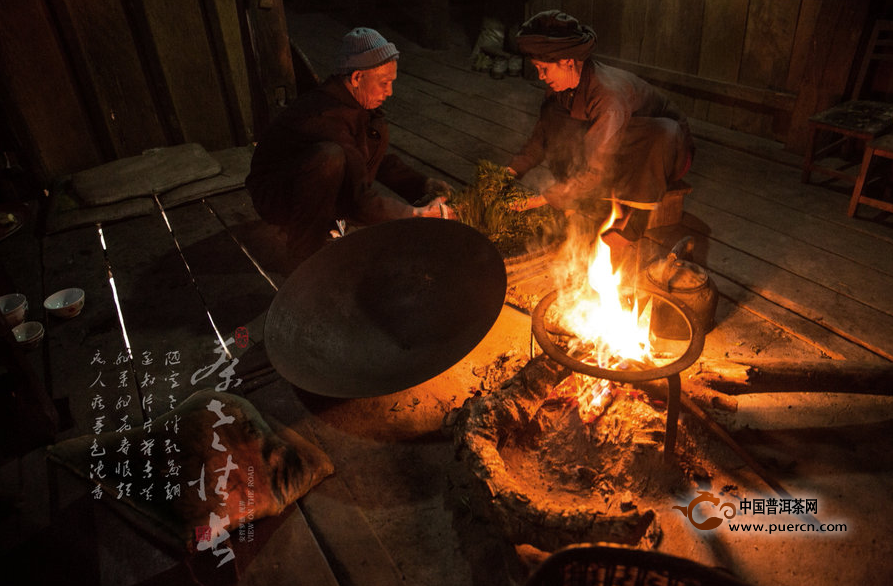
[449,352,718,551]
[532,287,706,462]
[449,211,714,551]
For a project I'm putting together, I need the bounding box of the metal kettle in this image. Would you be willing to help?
[638,236,718,340]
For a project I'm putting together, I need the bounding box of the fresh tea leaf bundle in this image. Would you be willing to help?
[452,161,559,256]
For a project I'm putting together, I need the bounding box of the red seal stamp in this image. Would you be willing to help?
[234,326,249,349]
[195,525,211,543]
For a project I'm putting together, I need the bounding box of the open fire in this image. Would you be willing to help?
[545,206,655,423]
[449,203,717,550]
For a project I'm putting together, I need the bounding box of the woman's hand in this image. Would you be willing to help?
[509,194,548,212]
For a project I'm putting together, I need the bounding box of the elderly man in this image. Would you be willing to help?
[508,11,694,250]
[246,27,452,264]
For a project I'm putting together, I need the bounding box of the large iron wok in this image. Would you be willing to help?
[264,217,507,398]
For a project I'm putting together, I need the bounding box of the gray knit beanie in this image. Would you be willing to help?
[335,27,399,74]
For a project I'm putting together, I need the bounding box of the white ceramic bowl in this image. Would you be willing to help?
[12,320,44,349]
[44,288,85,319]
[0,292,28,327]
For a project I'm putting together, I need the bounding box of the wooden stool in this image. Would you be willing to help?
[849,133,893,216]
[801,20,893,186]
[647,179,692,229]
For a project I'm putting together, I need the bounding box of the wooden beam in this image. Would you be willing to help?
[596,54,798,112]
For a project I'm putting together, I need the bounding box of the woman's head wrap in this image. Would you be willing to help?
[516,10,597,62]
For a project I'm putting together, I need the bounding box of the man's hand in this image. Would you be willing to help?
[413,178,454,207]
[412,196,457,219]
[424,178,454,197]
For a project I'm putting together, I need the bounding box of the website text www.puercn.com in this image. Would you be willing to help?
[727,522,848,534]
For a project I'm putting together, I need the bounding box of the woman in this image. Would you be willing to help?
[508,10,694,250]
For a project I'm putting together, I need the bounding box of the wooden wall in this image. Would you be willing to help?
[524,0,880,153]
[0,0,296,185]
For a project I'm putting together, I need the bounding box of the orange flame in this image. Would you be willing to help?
[549,202,653,421]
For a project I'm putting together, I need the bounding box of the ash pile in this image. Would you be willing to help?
[447,354,726,552]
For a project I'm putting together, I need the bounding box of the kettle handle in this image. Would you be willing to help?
[660,236,695,288]
[669,236,694,261]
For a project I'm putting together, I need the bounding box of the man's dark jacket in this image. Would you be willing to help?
[246,75,426,225]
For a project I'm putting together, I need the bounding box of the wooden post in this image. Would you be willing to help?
[663,372,681,463]
[239,0,296,136]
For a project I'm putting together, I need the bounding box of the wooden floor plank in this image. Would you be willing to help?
[687,170,893,278]
[685,198,893,317]
[160,200,277,351]
[641,226,883,361]
[688,118,804,168]
[386,144,459,187]
[398,66,540,134]
[389,81,531,155]
[247,380,406,586]
[236,505,340,586]
[299,478,404,586]
[2,203,54,442]
[398,50,543,116]
[204,190,291,288]
[387,98,512,167]
[683,214,893,360]
[709,272,881,362]
[1,203,44,325]
[42,224,143,437]
[100,213,236,409]
[692,142,893,243]
[388,124,478,182]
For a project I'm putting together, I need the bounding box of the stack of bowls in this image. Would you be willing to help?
[2,288,86,351]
